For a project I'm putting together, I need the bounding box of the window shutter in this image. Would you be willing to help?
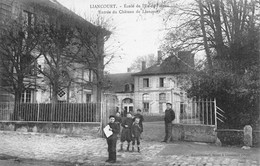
[156,78,159,88]
[165,78,169,88]
[166,93,170,102]
[170,79,175,88]
[156,93,159,102]
[140,77,143,89]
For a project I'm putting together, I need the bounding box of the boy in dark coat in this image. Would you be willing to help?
[133,109,144,133]
[106,115,120,163]
[119,112,133,151]
[131,117,143,152]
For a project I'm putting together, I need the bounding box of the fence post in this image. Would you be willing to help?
[214,98,217,129]
[243,125,252,147]
[37,103,40,121]
[100,102,104,137]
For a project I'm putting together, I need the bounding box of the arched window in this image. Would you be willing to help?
[142,93,149,112]
[142,93,149,101]
[123,98,133,104]
[159,93,166,113]
[159,93,166,102]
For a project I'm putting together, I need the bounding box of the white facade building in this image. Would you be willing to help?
[108,51,195,117]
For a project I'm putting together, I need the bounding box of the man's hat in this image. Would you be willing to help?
[109,115,115,119]
[166,102,172,105]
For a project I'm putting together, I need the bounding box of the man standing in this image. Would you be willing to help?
[162,103,175,143]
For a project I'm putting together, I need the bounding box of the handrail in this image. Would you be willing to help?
[216,112,226,119]
[216,106,225,113]
[216,117,224,123]
[216,106,226,123]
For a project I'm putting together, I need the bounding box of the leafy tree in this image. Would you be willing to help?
[162,0,260,129]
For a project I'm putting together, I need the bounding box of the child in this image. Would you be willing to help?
[133,109,144,134]
[106,115,120,163]
[119,112,133,151]
[131,117,143,152]
[115,112,122,138]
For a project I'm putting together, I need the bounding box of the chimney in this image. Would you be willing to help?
[157,50,162,64]
[141,61,146,71]
[127,68,131,73]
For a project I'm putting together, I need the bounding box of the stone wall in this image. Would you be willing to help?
[216,129,244,146]
[172,124,216,143]
[0,122,101,137]
[216,129,260,147]
[253,131,260,146]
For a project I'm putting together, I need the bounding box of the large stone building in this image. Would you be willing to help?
[0,0,109,103]
[108,51,194,116]
[106,72,135,114]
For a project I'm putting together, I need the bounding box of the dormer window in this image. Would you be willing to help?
[22,10,35,27]
[125,84,130,92]
[131,84,134,92]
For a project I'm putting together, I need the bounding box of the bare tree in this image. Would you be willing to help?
[129,54,158,72]
[70,14,119,104]
[37,24,82,103]
[161,0,260,128]
[198,0,213,70]
[162,0,259,72]
[75,26,111,103]
[0,18,43,104]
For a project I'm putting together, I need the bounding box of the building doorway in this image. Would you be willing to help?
[122,98,133,117]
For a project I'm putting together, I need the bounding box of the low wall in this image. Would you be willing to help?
[216,129,260,147]
[172,124,216,143]
[0,121,101,137]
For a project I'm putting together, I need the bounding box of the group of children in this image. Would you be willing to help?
[105,109,144,163]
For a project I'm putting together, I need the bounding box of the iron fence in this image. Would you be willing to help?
[0,102,102,122]
[173,98,217,126]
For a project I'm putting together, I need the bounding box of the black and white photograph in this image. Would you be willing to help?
[0,0,259,165]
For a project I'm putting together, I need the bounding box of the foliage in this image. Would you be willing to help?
[162,0,260,129]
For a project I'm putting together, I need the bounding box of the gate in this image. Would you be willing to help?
[171,98,226,142]
[172,98,225,128]
[173,98,216,126]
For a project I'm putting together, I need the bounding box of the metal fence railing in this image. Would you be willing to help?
[0,102,102,122]
[173,98,217,126]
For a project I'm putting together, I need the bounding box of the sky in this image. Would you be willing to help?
[57,0,166,73]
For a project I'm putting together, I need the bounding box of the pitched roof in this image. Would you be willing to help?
[107,73,134,93]
[20,0,110,36]
[132,51,195,76]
